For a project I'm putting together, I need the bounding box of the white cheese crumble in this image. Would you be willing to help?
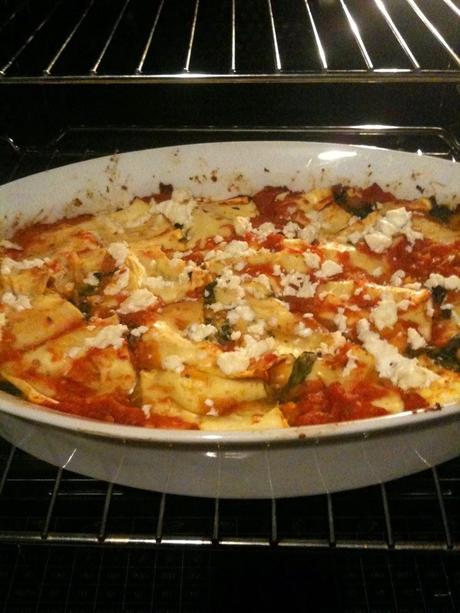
[247,319,266,336]
[186,323,217,342]
[143,275,176,294]
[357,319,438,390]
[205,240,256,262]
[282,220,320,243]
[1,292,31,311]
[107,242,129,268]
[390,270,405,287]
[154,192,196,229]
[304,252,321,269]
[83,272,100,287]
[354,207,423,253]
[1,257,48,275]
[0,240,22,250]
[234,216,252,235]
[397,299,411,311]
[425,273,460,292]
[279,272,318,298]
[407,327,427,350]
[372,266,383,277]
[117,289,158,314]
[227,304,256,324]
[343,351,358,377]
[141,404,152,418]
[295,322,313,337]
[69,324,129,356]
[130,325,149,337]
[216,334,276,375]
[333,308,348,333]
[215,268,245,300]
[370,293,398,331]
[104,267,130,295]
[86,324,128,349]
[315,260,343,279]
[162,354,185,373]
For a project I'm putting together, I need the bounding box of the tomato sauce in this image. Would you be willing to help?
[252,187,294,226]
[242,263,274,277]
[12,214,94,251]
[147,414,198,429]
[361,183,396,204]
[282,377,430,426]
[386,238,460,279]
[282,380,390,426]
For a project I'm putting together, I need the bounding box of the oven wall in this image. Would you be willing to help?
[2,82,460,147]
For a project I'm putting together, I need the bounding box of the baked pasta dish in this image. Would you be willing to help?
[0,181,459,431]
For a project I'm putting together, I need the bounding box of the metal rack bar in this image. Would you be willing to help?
[156,492,166,543]
[0,445,15,495]
[373,0,420,69]
[212,498,219,543]
[431,466,453,549]
[91,0,131,74]
[184,0,200,72]
[339,0,373,69]
[380,483,394,548]
[0,1,62,75]
[327,493,336,547]
[270,499,278,545]
[2,70,460,84]
[42,467,63,539]
[442,0,460,18]
[405,0,460,67]
[231,0,236,72]
[304,0,328,70]
[98,482,114,541]
[136,0,166,74]
[44,0,95,75]
[266,0,282,71]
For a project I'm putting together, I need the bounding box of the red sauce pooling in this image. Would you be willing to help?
[12,214,94,251]
[387,238,460,279]
[51,392,146,426]
[252,186,293,225]
[282,380,389,426]
[147,414,198,429]
[361,183,396,203]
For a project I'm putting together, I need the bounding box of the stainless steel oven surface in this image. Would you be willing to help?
[1,0,460,611]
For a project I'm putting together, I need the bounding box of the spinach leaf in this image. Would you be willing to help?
[279,352,316,400]
[216,321,233,344]
[425,334,460,372]
[428,196,454,224]
[431,285,448,305]
[203,280,217,305]
[332,184,374,219]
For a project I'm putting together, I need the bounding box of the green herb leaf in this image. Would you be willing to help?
[426,334,460,372]
[203,280,217,305]
[431,285,448,305]
[279,352,316,400]
[216,321,233,344]
[428,196,454,224]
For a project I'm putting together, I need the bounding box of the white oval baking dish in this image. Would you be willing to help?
[0,141,459,498]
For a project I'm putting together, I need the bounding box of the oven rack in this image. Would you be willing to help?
[1,438,460,553]
[0,0,459,84]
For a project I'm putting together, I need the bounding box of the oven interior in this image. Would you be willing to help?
[1,0,460,610]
